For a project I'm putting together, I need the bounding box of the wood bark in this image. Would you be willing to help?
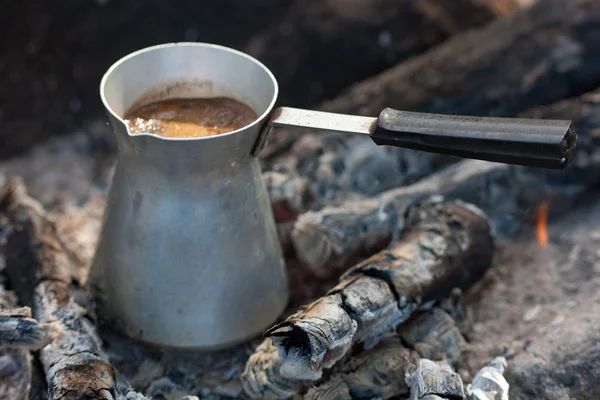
[0,177,147,400]
[290,89,600,275]
[242,199,491,398]
[261,0,600,215]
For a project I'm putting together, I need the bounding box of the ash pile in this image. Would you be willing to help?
[2,0,600,399]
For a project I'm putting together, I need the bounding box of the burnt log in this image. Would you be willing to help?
[270,198,493,379]
[0,177,147,400]
[0,307,55,351]
[261,0,600,213]
[246,0,523,109]
[265,171,319,221]
[291,89,600,275]
[0,286,35,400]
[244,308,466,399]
[242,198,492,398]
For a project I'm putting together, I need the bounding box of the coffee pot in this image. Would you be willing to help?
[92,43,575,349]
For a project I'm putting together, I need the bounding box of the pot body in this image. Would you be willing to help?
[91,43,288,349]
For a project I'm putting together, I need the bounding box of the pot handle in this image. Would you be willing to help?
[371,108,576,170]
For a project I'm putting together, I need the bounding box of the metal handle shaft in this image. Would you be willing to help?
[257,106,576,170]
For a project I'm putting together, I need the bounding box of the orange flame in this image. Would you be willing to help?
[537,201,549,247]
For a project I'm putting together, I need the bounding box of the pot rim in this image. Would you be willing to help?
[99,42,280,142]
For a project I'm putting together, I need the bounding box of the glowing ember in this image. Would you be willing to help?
[537,201,549,247]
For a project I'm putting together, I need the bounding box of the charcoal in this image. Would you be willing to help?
[291,89,600,275]
[242,199,492,398]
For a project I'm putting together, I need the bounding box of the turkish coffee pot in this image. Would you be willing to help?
[91,43,575,349]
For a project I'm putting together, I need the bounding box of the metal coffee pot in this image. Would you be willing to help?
[92,43,575,349]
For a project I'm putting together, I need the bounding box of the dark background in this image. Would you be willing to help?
[0,0,503,160]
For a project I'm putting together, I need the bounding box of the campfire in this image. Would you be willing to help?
[2,0,600,399]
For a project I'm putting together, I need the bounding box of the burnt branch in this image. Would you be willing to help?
[0,177,147,400]
[242,199,491,398]
[0,285,35,400]
[291,89,600,275]
[0,307,56,351]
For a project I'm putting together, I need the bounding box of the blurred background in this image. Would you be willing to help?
[0,0,527,160]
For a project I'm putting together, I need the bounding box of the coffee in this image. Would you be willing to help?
[124,97,258,138]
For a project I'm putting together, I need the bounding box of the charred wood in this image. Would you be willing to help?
[263,123,455,215]
[0,286,34,400]
[244,308,466,399]
[242,339,307,399]
[0,177,147,400]
[146,377,189,400]
[0,307,55,351]
[303,339,416,400]
[398,309,466,367]
[291,90,600,275]
[246,0,523,108]
[270,198,492,380]
[265,171,318,222]
[409,359,465,400]
[306,309,466,400]
[242,199,491,398]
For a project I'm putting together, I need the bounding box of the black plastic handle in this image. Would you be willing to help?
[371,108,576,170]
